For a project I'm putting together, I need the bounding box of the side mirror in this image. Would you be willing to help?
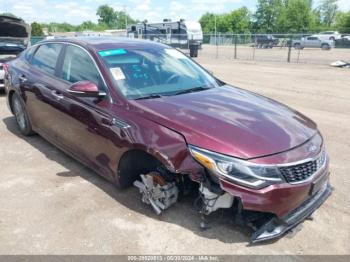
[68,81,106,98]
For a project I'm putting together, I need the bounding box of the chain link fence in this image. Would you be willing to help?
[31,33,350,65]
[197,33,350,65]
[128,33,350,65]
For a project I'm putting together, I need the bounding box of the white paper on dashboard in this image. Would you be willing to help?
[110,67,126,81]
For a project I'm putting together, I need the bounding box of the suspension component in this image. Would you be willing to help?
[199,183,234,215]
[134,172,179,215]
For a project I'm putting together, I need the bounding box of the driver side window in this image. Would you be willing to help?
[61,45,105,91]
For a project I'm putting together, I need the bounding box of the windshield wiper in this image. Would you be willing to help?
[172,86,211,96]
[134,94,164,100]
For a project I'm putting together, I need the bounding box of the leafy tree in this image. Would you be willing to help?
[280,0,313,33]
[309,9,324,32]
[96,5,118,28]
[78,21,96,31]
[335,11,350,33]
[199,8,251,34]
[96,5,138,29]
[115,11,138,29]
[227,7,251,33]
[77,21,108,31]
[199,13,217,33]
[319,0,339,26]
[253,0,283,33]
[216,14,231,33]
[31,22,44,36]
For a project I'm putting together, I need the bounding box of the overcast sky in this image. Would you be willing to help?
[1,0,350,25]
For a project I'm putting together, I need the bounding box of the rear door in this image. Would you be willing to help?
[24,43,65,138]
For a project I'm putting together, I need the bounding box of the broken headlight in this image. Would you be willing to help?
[189,145,283,189]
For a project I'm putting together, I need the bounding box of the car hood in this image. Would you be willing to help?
[0,15,30,39]
[132,85,317,159]
[0,15,30,56]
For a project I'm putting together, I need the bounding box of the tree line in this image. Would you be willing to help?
[31,5,139,36]
[3,1,350,36]
[199,0,350,34]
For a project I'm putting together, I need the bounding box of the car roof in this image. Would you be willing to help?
[38,37,169,51]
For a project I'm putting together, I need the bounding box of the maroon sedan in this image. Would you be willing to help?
[4,38,331,243]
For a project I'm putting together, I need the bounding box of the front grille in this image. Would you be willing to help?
[279,150,326,183]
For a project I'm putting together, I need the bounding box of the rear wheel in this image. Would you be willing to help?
[321,44,330,50]
[12,93,35,136]
[189,46,199,58]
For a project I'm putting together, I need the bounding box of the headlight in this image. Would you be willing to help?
[189,145,283,189]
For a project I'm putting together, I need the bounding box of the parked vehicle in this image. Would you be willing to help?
[341,35,350,41]
[316,31,342,41]
[0,15,30,92]
[292,36,334,50]
[254,34,279,48]
[4,38,331,243]
[127,19,203,57]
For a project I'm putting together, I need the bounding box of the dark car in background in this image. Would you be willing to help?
[4,37,331,243]
[0,15,30,91]
[254,34,279,48]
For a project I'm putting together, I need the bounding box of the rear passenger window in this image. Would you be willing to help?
[31,44,62,75]
[61,45,104,89]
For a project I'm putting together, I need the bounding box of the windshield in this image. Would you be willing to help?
[99,47,220,99]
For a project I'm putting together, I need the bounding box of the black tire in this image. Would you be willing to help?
[190,49,195,57]
[321,44,330,50]
[294,43,301,49]
[189,46,199,58]
[12,93,35,136]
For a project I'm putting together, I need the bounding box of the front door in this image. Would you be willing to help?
[51,44,119,180]
[305,37,319,48]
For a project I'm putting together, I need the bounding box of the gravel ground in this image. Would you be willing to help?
[0,59,349,255]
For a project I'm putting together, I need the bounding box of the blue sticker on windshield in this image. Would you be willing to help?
[99,49,127,57]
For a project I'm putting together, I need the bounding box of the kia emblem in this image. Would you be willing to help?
[309,145,317,152]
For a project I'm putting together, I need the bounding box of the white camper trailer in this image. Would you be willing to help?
[127,19,203,57]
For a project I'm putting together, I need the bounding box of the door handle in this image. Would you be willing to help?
[19,75,27,83]
[51,90,64,101]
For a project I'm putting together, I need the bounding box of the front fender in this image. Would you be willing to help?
[109,105,203,178]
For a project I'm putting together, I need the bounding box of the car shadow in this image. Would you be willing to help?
[3,116,253,244]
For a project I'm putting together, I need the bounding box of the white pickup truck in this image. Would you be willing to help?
[292,36,334,50]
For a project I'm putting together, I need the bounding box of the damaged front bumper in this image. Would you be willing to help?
[251,181,332,243]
